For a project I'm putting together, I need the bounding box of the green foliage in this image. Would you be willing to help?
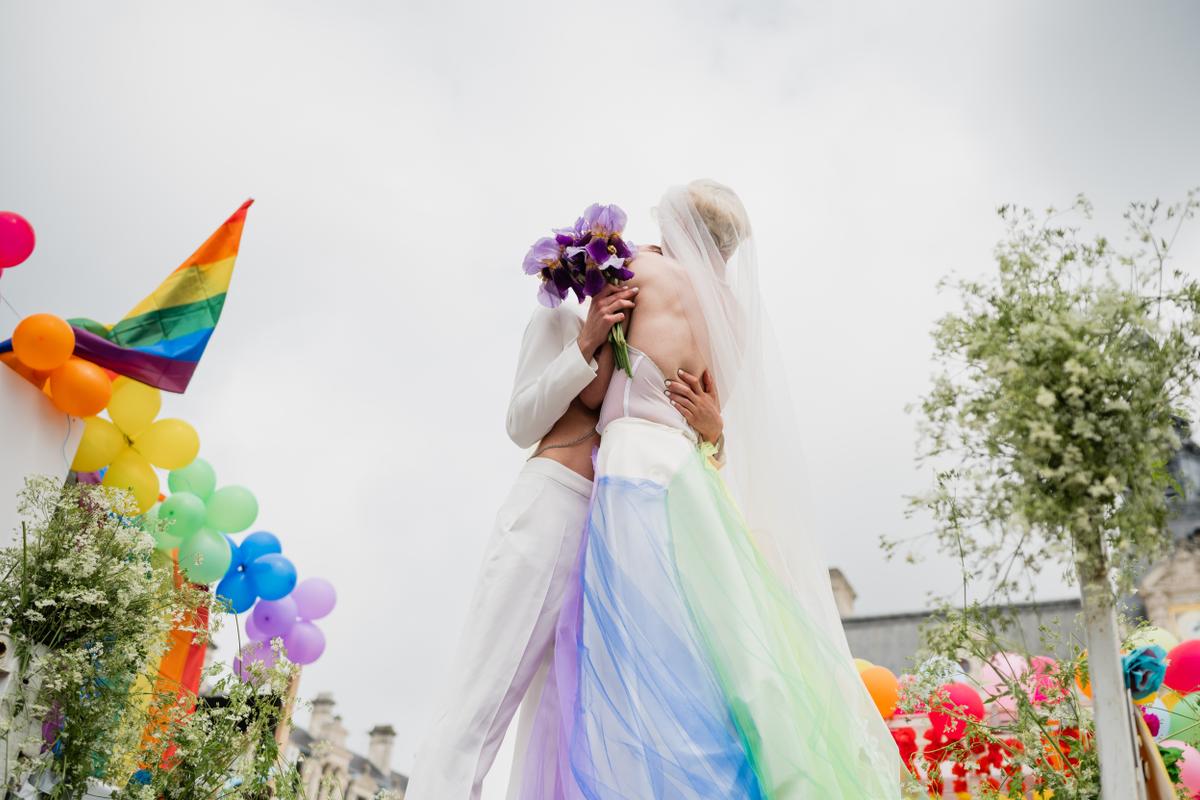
[903,191,1200,599]
[0,477,209,799]
[891,192,1199,797]
[116,646,304,800]
[902,602,1101,798]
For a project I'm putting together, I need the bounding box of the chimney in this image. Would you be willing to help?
[309,692,336,738]
[367,724,396,774]
[326,715,348,748]
[827,568,857,618]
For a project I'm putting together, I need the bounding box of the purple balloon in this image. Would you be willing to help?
[292,577,337,621]
[244,611,267,642]
[250,595,297,639]
[283,620,326,665]
[233,640,277,683]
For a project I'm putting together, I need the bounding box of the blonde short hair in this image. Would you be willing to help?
[687,178,750,260]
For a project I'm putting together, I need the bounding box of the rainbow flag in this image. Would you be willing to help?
[1,200,253,393]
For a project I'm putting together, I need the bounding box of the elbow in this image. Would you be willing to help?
[506,414,537,449]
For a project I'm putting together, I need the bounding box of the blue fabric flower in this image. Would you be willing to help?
[1123,645,1167,700]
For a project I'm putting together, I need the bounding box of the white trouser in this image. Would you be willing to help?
[406,458,591,800]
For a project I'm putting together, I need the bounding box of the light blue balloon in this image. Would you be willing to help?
[239,531,281,564]
[216,571,257,614]
[248,553,297,601]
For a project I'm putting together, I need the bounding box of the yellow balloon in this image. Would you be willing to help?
[107,377,161,438]
[71,417,127,472]
[133,418,200,470]
[102,449,159,513]
[854,658,874,673]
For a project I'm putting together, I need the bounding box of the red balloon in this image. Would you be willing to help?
[928,682,985,741]
[0,212,35,269]
[1165,640,1200,695]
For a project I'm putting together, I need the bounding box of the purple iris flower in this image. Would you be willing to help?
[553,215,587,245]
[525,203,637,308]
[584,237,613,267]
[584,267,606,296]
[523,236,561,275]
[581,204,628,237]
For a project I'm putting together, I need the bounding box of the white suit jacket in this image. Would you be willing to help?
[505,303,598,449]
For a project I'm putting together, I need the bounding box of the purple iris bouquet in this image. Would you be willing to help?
[523,203,638,375]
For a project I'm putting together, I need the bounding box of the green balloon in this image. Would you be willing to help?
[141,503,183,552]
[178,527,233,584]
[205,485,258,533]
[1169,693,1200,746]
[149,548,175,574]
[159,492,207,541]
[168,458,217,500]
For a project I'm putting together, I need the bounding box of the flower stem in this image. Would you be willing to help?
[610,322,632,378]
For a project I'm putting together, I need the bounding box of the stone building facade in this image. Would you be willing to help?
[286,692,408,799]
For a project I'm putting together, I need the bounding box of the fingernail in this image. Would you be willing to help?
[677,369,683,376]
[664,389,671,396]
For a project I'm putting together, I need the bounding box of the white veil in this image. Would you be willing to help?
[655,182,904,781]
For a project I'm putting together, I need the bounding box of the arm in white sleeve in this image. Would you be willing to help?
[505,307,599,448]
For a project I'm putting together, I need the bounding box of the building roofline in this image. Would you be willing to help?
[843,596,1081,625]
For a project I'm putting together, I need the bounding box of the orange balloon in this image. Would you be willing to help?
[12,313,75,371]
[860,665,900,720]
[1075,651,1092,699]
[48,358,112,417]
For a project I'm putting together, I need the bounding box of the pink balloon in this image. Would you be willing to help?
[980,652,1029,694]
[292,577,337,621]
[0,212,35,269]
[232,640,277,683]
[1027,655,1065,705]
[990,695,1018,718]
[1166,641,1200,695]
[1163,740,1200,796]
[251,595,297,639]
[283,620,326,665]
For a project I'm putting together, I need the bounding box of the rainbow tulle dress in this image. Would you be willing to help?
[516,349,904,799]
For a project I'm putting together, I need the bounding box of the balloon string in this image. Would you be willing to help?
[61,415,75,472]
[0,289,20,322]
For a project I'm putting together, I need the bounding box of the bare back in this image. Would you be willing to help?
[623,250,708,379]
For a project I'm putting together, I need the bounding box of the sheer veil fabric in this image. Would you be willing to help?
[654,183,904,782]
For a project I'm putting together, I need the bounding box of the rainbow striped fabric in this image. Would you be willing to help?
[1,200,253,393]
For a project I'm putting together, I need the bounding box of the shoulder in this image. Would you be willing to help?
[628,250,686,283]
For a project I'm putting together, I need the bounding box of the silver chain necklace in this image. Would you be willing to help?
[530,429,598,459]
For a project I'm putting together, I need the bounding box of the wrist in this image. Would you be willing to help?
[701,425,723,445]
[578,334,600,362]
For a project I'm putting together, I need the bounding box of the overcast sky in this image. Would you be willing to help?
[3,0,1199,790]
